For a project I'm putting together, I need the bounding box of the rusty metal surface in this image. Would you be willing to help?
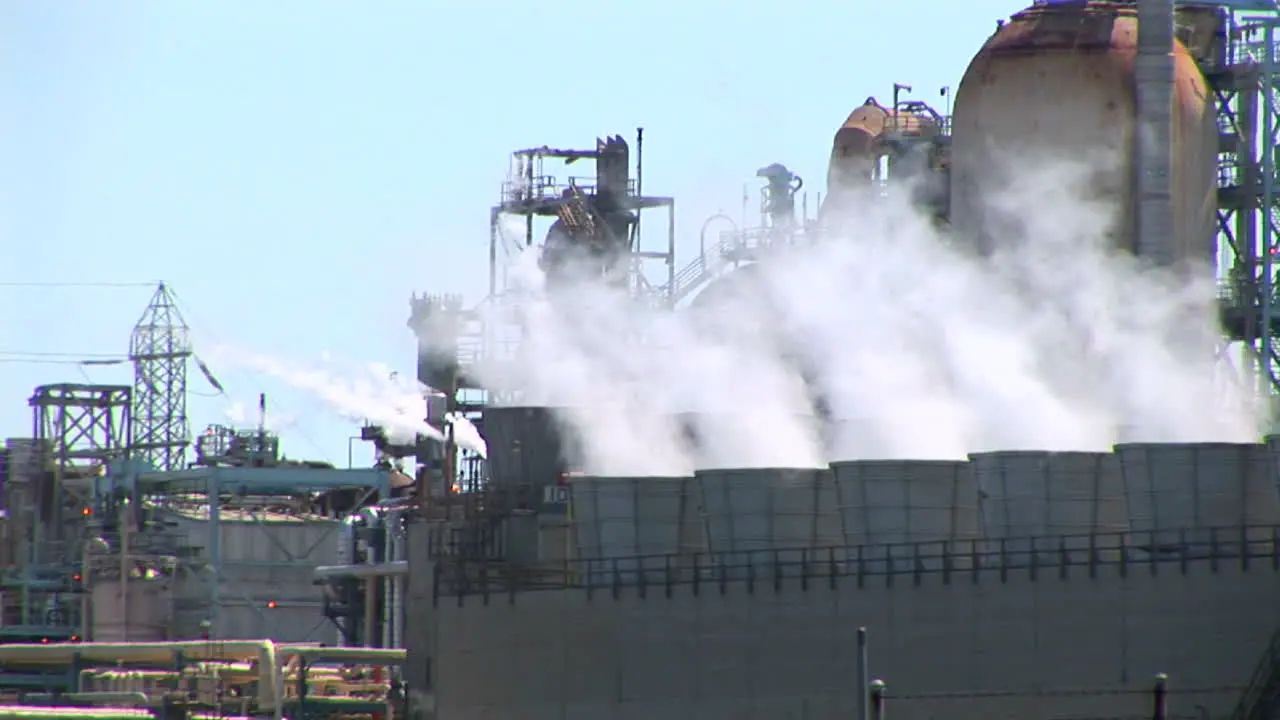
[949,0,1217,264]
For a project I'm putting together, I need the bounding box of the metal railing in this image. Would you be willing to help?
[427,524,1280,601]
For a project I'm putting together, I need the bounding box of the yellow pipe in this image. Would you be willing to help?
[0,642,283,720]
[0,708,151,720]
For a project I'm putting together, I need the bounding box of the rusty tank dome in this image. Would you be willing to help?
[948,0,1217,264]
[825,97,945,212]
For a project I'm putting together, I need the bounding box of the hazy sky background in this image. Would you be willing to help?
[2,1,1014,467]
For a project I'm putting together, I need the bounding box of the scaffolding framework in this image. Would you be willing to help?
[1216,14,1280,404]
[129,283,191,471]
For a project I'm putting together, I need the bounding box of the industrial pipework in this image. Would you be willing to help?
[0,641,405,720]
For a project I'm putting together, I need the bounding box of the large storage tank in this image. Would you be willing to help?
[568,476,698,583]
[1114,442,1280,549]
[969,451,1129,559]
[949,1,1217,263]
[91,579,172,641]
[829,460,979,570]
[696,468,842,578]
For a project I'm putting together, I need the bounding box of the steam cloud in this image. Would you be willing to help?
[469,153,1259,475]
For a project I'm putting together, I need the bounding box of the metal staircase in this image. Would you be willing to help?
[556,185,599,238]
[1232,626,1280,720]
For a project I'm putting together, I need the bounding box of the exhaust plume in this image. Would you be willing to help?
[471,153,1257,474]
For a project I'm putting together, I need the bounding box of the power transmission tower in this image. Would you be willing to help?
[129,282,191,470]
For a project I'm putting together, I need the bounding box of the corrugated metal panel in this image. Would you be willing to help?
[696,468,841,576]
[970,451,1128,557]
[166,513,340,642]
[90,579,172,642]
[1114,442,1279,546]
[568,476,695,582]
[830,460,979,544]
[830,460,978,571]
[949,1,1217,264]
[482,406,573,490]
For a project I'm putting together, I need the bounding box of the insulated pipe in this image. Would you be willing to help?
[1135,0,1175,263]
[0,641,284,720]
[313,561,408,580]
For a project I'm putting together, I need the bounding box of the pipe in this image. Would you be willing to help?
[1135,0,1175,263]
[855,627,869,720]
[277,646,405,664]
[0,641,284,720]
[0,709,151,720]
[19,695,148,707]
[313,561,407,580]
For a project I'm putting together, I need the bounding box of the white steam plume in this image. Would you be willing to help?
[472,152,1258,474]
[205,348,446,445]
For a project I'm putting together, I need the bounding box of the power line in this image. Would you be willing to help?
[0,350,127,359]
[0,281,157,288]
[0,358,126,366]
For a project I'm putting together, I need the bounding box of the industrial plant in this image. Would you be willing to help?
[7,1,1280,719]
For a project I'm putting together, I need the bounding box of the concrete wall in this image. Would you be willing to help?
[410,545,1280,719]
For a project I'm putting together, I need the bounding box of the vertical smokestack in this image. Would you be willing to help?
[1135,0,1175,263]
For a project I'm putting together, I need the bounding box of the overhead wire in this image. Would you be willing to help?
[165,287,332,459]
[0,281,158,288]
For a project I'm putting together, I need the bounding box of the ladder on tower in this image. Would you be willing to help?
[556,184,599,238]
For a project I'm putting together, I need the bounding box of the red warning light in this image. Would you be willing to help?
[266,601,278,609]
[72,574,82,582]
[81,508,91,516]
[70,635,81,642]
[40,638,49,644]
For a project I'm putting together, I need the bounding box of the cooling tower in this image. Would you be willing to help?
[829,460,979,571]
[949,1,1217,263]
[696,468,842,578]
[969,451,1128,560]
[568,475,698,583]
[1114,442,1280,549]
[481,406,576,491]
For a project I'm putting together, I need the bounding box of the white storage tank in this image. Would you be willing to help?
[568,476,696,583]
[91,578,173,641]
[1114,442,1279,549]
[696,467,842,578]
[830,460,979,571]
[969,451,1128,560]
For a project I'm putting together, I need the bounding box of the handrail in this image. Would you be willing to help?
[425,523,1280,599]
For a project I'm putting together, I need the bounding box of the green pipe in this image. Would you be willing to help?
[18,695,148,707]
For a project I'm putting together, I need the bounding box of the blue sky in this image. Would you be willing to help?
[1,1,1013,467]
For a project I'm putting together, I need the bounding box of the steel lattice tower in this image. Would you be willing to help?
[129,282,191,470]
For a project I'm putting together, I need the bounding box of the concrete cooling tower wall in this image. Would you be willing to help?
[1114,442,1280,548]
[829,460,979,570]
[696,468,842,576]
[969,451,1129,558]
[567,476,699,583]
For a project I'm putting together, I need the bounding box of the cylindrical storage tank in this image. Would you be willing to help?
[696,468,842,578]
[568,476,697,584]
[949,1,1217,265]
[91,579,172,641]
[830,460,979,572]
[969,451,1129,561]
[481,406,576,492]
[1115,442,1280,552]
